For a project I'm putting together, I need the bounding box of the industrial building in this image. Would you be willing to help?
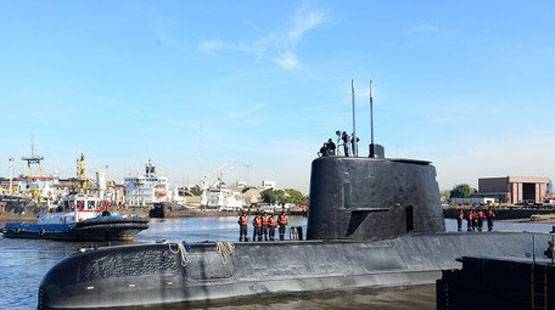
[478,176,551,204]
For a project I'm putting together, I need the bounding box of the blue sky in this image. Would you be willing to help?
[1,0,554,191]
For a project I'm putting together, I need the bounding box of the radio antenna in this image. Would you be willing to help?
[369,80,374,146]
[351,79,358,157]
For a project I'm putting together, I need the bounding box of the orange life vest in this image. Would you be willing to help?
[278,214,288,225]
[253,217,262,228]
[269,216,277,227]
[262,215,269,226]
[239,215,248,225]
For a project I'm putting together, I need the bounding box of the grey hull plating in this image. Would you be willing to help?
[39,232,545,309]
[39,156,542,309]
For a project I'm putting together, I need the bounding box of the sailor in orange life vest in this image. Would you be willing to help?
[268,213,277,241]
[278,211,288,240]
[252,212,263,241]
[238,210,249,242]
[261,211,270,241]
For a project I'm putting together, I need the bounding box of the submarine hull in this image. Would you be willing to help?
[39,232,545,309]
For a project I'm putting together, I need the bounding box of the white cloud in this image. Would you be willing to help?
[199,39,226,54]
[288,8,327,41]
[199,4,329,70]
[275,52,299,70]
[407,22,440,34]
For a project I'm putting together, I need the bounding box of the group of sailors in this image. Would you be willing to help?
[238,210,288,242]
[456,208,496,232]
[319,131,360,157]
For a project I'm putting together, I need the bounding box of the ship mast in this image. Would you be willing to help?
[8,157,14,194]
[21,136,44,176]
[351,79,358,157]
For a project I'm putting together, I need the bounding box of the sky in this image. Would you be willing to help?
[0,0,554,192]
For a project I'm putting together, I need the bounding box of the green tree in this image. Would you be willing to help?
[189,185,203,196]
[261,189,278,204]
[284,189,308,205]
[449,184,475,198]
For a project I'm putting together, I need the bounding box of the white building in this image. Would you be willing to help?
[202,178,244,211]
[261,180,276,190]
[124,160,169,207]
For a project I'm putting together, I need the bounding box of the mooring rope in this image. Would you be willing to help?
[168,242,191,267]
[216,241,235,265]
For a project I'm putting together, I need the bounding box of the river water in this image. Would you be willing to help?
[0,217,552,309]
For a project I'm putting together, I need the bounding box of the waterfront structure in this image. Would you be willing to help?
[124,160,169,207]
[261,180,276,189]
[204,178,244,211]
[451,197,496,206]
[478,176,551,204]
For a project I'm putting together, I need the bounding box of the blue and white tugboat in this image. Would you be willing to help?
[2,193,149,241]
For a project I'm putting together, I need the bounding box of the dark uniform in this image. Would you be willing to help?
[341,132,349,156]
[477,210,485,232]
[238,213,249,242]
[268,215,277,241]
[486,209,495,231]
[456,209,464,232]
[278,212,288,240]
[326,139,336,156]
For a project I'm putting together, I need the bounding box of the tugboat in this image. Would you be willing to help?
[37,83,550,309]
[2,192,149,241]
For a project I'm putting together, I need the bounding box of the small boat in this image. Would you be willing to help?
[2,193,149,241]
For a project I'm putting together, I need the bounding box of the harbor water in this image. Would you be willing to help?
[1,217,552,309]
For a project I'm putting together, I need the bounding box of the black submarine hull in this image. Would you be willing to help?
[38,232,546,309]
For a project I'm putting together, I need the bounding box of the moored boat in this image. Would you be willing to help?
[2,193,149,241]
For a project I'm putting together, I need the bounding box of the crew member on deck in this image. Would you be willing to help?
[262,211,270,241]
[238,210,249,242]
[268,213,277,241]
[252,212,263,241]
[486,208,496,231]
[466,210,473,232]
[278,211,288,240]
[477,209,485,232]
[456,209,464,232]
[545,241,554,258]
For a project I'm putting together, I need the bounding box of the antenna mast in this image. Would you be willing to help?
[8,157,15,195]
[369,80,374,146]
[351,79,358,157]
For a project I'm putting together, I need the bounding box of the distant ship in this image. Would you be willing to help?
[2,192,149,241]
[124,159,170,207]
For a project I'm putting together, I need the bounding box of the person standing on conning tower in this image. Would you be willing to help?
[341,131,350,156]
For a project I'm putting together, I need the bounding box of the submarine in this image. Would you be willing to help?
[38,87,550,309]
[38,146,551,309]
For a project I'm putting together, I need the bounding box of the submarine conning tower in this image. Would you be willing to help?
[306,148,445,241]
